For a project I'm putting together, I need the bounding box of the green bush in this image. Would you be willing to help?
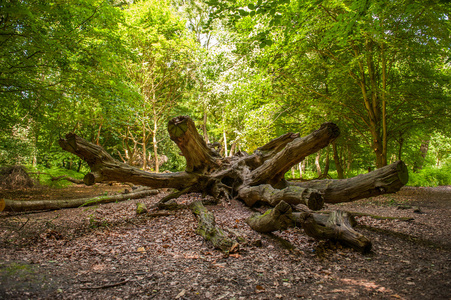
[407,165,451,187]
[28,166,85,188]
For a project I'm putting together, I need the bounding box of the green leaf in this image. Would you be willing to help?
[238,9,249,16]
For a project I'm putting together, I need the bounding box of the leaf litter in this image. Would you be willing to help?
[0,185,450,299]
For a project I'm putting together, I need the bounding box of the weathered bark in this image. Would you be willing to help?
[50,175,84,184]
[57,115,409,253]
[290,160,408,204]
[238,184,324,210]
[59,118,407,207]
[246,201,295,233]
[189,201,237,252]
[247,201,371,253]
[59,132,198,190]
[249,122,340,186]
[168,116,221,172]
[29,173,84,185]
[296,211,372,253]
[1,188,159,212]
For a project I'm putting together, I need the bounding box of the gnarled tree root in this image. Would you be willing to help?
[296,210,372,253]
[247,201,371,253]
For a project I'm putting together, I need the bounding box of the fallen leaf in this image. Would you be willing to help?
[230,243,239,253]
[175,289,186,299]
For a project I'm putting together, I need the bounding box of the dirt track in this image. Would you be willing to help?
[1,185,450,299]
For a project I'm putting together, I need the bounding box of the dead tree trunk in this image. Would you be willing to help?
[1,188,159,212]
[189,201,237,252]
[246,201,371,253]
[58,115,409,252]
[288,160,408,204]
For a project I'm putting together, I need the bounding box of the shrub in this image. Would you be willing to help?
[407,165,451,187]
[28,166,84,188]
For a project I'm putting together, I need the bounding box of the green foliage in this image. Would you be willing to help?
[1,0,449,188]
[408,165,451,187]
[29,166,84,188]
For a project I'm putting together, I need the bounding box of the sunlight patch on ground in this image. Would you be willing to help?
[332,277,399,297]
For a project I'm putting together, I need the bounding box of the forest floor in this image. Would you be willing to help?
[0,184,450,299]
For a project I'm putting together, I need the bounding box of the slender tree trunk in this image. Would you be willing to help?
[315,150,322,177]
[203,112,209,144]
[323,146,330,177]
[381,42,388,167]
[413,139,430,172]
[345,144,353,176]
[229,141,237,157]
[153,115,159,173]
[32,124,39,167]
[398,137,404,161]
[299,160,306,179]
[223,129,228,158]
[142,121,147,170]
[96,124,102,146]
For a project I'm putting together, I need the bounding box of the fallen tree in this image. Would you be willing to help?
[0,188,159,212]
[57,115,409,252]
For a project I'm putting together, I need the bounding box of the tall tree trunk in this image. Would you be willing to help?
[315,150,322,177]
[229,141,237,157]
[299,160,306,179]
[413,139,430,172]
[96,124,102,146]
[153,116,159,173]
[397,137,404,161]
[323,146,330,177]
[370,129,384,169]
[223,129,228,158]
[203,112,209,144]
[344,143,353,176]
[32,123,39,167]
[142,121,147,170]
[381,42,388,167]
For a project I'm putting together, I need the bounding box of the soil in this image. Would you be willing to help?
[0,184,450,299]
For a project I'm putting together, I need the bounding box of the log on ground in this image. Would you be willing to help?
[246,201,295,233]
[189,201,237,252]
[1,188,159,212]
[290,160,408,203]
[295,210,372,253]
[238,184,324,210]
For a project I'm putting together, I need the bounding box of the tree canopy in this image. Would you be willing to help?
[1,0,450,182]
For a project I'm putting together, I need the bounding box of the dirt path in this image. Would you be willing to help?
[1,185,450,299]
